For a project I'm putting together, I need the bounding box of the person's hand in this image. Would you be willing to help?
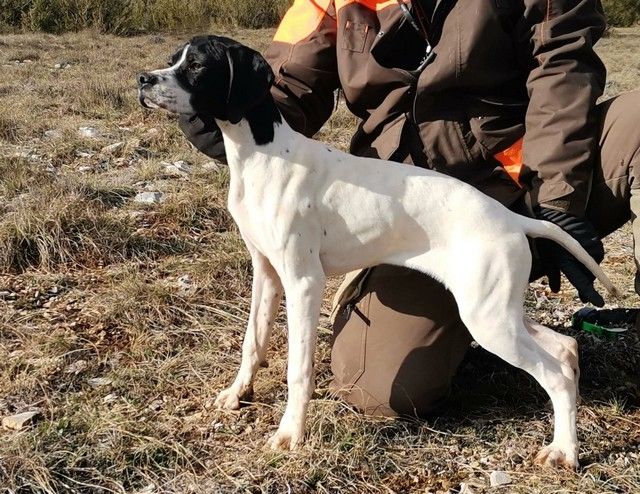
[178,113,227,164]
[535,207,605,307]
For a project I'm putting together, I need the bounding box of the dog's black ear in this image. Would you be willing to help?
[225,44,275,124]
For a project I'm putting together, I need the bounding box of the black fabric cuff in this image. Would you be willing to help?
[178,113,227,164]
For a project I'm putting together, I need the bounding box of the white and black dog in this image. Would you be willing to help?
[138,35,619,468]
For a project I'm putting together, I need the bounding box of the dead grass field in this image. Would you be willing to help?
[0,27,639,494]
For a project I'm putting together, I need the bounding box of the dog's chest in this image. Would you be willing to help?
[227,164,317,253]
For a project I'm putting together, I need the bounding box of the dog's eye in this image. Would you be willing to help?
[189,62,203,71]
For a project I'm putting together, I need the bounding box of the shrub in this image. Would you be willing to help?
[0,0,293,34]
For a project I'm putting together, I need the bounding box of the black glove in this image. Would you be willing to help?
[178,113,227,164]
[535,207,605,307]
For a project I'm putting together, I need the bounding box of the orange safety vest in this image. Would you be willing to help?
[274,0,404,44]
[494,137,524,187]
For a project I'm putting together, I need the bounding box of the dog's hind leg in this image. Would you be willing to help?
[451,257,578,468]
[405,245,579,469]
[266,255,326,451]
[463,306,579,468]
[215,247,283,410]
[525,317,580,399]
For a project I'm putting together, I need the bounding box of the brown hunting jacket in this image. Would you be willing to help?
[265,0,607,216]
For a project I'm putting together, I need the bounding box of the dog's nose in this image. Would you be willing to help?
[138,73,158,87]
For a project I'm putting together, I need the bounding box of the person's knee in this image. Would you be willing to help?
[586,90,640,236]
[601,89,640,186]
[388,346,454,417]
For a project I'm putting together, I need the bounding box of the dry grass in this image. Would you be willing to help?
[0,27,639,494]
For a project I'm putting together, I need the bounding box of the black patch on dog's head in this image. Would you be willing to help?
[173,35,281,145]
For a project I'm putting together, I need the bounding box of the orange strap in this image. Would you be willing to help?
[494,137,524,187]
[274,0,401,45]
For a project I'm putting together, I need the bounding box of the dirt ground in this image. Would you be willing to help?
[0,27,639,494]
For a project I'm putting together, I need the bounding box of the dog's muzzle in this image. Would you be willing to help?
[137,73,158,109]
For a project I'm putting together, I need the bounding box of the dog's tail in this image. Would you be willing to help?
[517,216,621,299]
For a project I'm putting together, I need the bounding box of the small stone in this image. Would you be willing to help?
[0,290,16,300]
[134,192,165,204]
[54,62,71,69]
[78,166,93,173]
[172,160,191,173]
[164,160,191,177]
[176,275,195,295]
[202,161,223,172]
[178,275,191,285]
[2,411,39,430]
[87,377,113,388]
[65,359,88,374]
[44,129,62,139]
[148,399,163,411]
[102,393,119,404]
[78,126,100,138]
[101,142,125,154]
[459,484,475,494]
[75,149,95,158]
[489,471,512,487]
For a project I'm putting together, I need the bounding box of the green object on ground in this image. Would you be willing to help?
[571,308,636,339]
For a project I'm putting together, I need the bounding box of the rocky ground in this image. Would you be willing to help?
[0,28,639,494]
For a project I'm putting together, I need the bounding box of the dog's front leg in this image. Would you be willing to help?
[215,249,283,410]
[266,259,326,451]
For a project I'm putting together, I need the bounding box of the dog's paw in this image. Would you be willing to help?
[535,443,578,469]
[214,386,250,410]
[266,418,304,451]
[266,429,304,451]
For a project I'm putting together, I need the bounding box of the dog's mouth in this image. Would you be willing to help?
[138,90,161,110]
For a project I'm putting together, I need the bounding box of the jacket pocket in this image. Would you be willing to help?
[419,117,487,182]
[342,20,371,53]
[331,286,370,390]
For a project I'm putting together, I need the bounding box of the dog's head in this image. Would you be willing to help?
[137,35,275,123]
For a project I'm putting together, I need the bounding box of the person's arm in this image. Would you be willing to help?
[522,0,607,217]
[179,113,227,163]
[265,0,340,136]
[520,0,607,305]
